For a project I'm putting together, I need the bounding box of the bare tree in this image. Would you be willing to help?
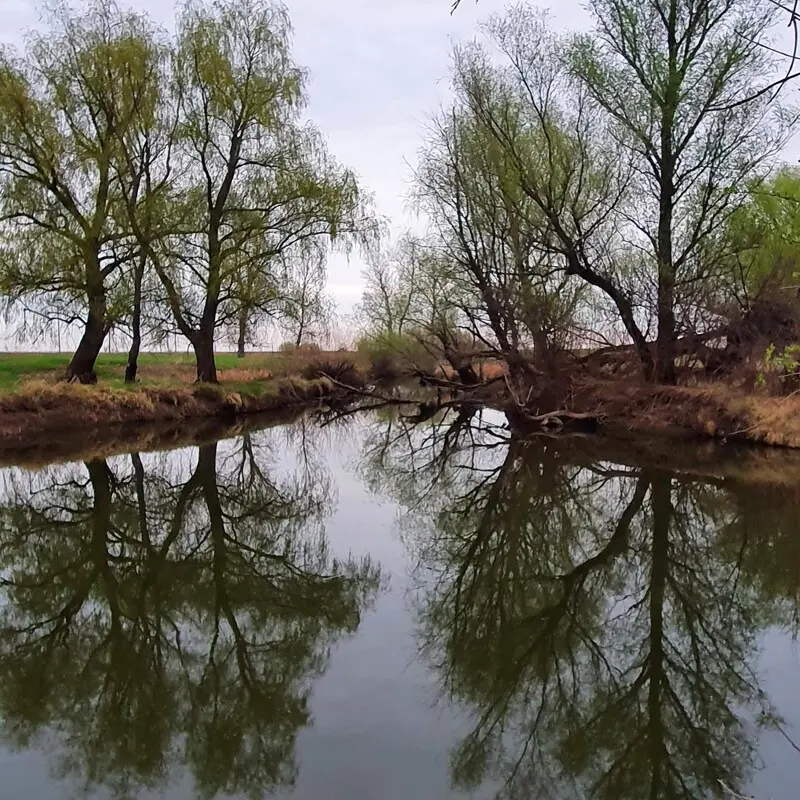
[414,51,590,378]
[439,3,795,382]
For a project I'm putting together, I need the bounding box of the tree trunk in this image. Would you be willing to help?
[125,255,145,384]
[646,471,671,790]
[654,17,679,386]
[66,293,108,383]
[655,299,677,384]
[237,311,247,358]
[192,332,218,383]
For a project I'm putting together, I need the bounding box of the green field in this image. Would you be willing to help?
[0,350,364,393]
[0,352,273,392]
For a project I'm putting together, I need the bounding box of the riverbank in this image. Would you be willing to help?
[4,350,800,456]
[0,375,353,463]
[569,380,800,447]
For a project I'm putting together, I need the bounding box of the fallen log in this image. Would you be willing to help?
[517,409,605,433]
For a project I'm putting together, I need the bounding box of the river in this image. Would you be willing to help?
[0,407,798,799]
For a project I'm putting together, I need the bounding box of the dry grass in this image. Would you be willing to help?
[573,380,800,448]
[477,360,509,381]
[215,367,273,383]
[0,374,349,460]
[8,350,800,454]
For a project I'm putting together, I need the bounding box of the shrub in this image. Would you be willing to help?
[357,331,437,380]
[279,341,322,353]
[755,343,800,396]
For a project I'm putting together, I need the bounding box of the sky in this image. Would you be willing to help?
[0,0,797,348]
[0,0,587,327]
[279,0,587,312]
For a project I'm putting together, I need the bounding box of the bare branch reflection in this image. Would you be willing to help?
[363,411,799,799]
[0,430,381,799]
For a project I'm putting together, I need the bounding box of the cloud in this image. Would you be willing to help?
[0,0,586,326]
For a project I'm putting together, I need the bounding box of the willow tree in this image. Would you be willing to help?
[447,2,793,383]
[414,60,587,378]
[0,0,159,381]
[223,242,283,357]
[150,0,372,382]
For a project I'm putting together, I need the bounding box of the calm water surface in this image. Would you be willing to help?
[0,409,798,799]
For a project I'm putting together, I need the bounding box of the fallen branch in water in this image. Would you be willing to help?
[319,375,485,411]
[520,409,605,432]
[319,374,603,432]
[314,376,481,426]
[318,376,421,405]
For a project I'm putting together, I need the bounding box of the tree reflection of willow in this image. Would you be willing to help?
[0,431,381,800]
[365,410,797,800]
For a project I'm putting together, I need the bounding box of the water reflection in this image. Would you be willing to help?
[0,432,381,798]
[363,410,800,799]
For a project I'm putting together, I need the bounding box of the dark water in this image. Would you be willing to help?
[0,409,799,799]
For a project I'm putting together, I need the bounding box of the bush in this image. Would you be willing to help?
[755,343,800,396]
[357,331,437,380]
[279,341,321,353]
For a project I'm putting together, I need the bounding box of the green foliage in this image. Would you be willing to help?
[418,0,794,382]
[357,331,437,379]
[756,342,800,392]
[725,167,800,298]
[0,0,375,382]
[0,0,164,374]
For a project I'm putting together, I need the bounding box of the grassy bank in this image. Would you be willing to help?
[0,350,371,457]
[0,375,345,444]
[0,350,370,392]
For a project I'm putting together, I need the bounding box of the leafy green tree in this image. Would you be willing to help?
[280,247,334,348]
[724,166,800,300]
[0,0,159,381]
[567,0,791,381]
[144,0,372,382]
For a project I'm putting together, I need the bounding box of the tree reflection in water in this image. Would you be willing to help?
[0,431,381,799]
[362,409,800,800]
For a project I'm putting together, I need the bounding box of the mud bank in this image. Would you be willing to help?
[520,380,800,448]
[0,377,351,464]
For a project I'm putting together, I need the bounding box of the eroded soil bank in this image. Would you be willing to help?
[565,380,800,448]
[3,365,800,463]
[0,377,348,465]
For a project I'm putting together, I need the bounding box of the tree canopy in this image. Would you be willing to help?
[0,0,375,382]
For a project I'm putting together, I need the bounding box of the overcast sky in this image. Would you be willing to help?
[0,0,797,333]
[276,0,588,311]
[0,0,589,321]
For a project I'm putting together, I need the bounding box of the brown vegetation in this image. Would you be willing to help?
[0,376,353,459]
[300,357,365,387]
[504,377,800,448]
